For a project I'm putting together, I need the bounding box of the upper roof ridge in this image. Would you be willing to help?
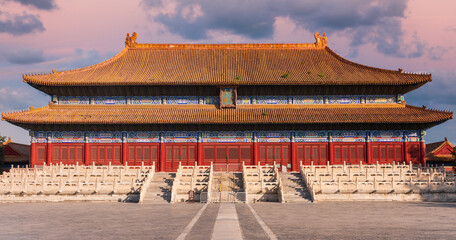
[125,31,328,50]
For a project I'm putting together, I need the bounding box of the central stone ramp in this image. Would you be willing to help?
[280,172,312,203]
[210,172,245,202]
[140,172,174,204]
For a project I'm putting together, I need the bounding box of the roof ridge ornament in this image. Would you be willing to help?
[314,32,328,47]
[125,32,138,47]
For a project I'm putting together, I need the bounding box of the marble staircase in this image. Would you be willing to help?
[280,172,312,203]
[141,172,174,204]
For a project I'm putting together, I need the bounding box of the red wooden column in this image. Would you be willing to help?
[197,133,202,166]
[328,134,333,165]
[46,134,52,165]
[84,133,90,165]
[30,140,37,167]
[420,141,426,166]
[159,133,165,172]
[419,130,426,166]
[291,133,298,172]
[122,133,127,165]
[365,135,371,164]
[253,133,258,165]
[403,133,408,164]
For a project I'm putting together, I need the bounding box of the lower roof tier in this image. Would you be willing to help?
[2,104,452,128]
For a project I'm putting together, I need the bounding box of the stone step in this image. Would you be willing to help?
[283,191,309,195]
[283,184,303,188]
[281,175,301,179]
[150,183,171,186]
[283,199,312,203]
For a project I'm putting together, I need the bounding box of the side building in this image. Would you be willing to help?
[1,138,30,170]
[426,137,455,171]
[1,33,452,171]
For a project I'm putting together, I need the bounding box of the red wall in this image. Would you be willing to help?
[30,141,425,170]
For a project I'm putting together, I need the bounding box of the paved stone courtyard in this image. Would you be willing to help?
[0,202,455,240]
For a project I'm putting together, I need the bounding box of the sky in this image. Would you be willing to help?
[0,0,455,145]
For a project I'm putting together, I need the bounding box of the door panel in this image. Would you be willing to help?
[164,144,197,172]
[258,143,291,170]
[296,143,328,165]
[333,143,365,164]
[127,143,159,167]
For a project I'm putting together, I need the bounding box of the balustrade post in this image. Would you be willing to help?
[58,179,63,193]
[96,178,100,193]
[77,178,81,193]
[23,179,28,193]
[355,177,358,192]
[373,177,377,192]
[41,178,45,193]
[338,177,341,192]
[113,179,118,194]
[320,176,323,191]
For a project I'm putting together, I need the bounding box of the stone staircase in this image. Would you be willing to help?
[280,172,312,203]
[141,172,175,204]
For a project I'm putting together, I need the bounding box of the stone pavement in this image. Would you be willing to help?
[1,202,456,239]
[211,204,243,240]
[252,202,456,240]
[0,203,202,240]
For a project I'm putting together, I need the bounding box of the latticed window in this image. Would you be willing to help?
[53,145,83,164]
[204,147,214,160]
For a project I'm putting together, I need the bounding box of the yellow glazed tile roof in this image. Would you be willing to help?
[2,104,452,125]
[23,37,431,86]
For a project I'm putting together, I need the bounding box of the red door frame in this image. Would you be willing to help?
[405,142,421,165]
[257,142,291,170]
[200,142,253,166]
[163,143,197,172]
[88,143,122,165]
[370,142,404,164]
[33,143,47,166]
[126,143,160,169]
[295,142,329,165]
[332,142,366,164]
[51,143,84,165]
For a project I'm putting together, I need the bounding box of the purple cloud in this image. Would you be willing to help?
[7,0,57,10]
[142,0,426,58]
[0,11,45,35]
[5,48,45,65]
